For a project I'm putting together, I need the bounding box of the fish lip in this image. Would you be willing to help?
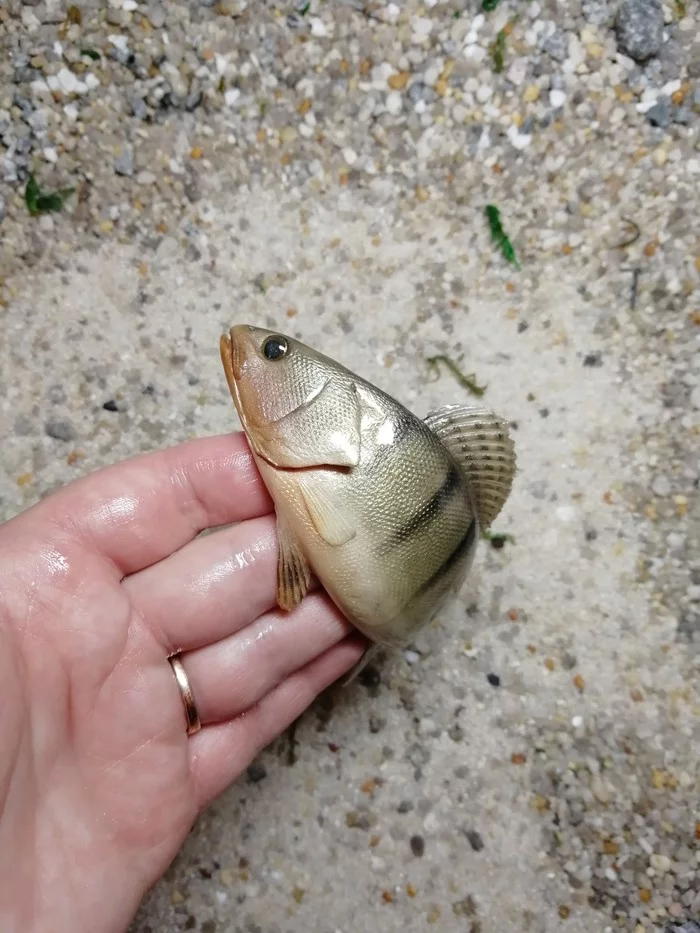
[220,329,248,427]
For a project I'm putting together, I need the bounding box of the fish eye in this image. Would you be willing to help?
[261,335,288,361]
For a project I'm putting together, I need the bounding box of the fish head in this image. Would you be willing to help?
[220,324,362,469]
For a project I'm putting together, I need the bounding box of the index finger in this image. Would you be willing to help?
[18,432,273,577]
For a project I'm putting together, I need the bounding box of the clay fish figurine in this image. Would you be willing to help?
[220,324,516,681]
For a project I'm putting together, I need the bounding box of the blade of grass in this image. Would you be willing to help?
[425,355,487,397]
[485,204,520,269]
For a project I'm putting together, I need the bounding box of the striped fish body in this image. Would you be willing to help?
[220,325,516,655]
[252,381,479,648]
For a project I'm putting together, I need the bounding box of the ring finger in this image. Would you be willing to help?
[172,591,358,725]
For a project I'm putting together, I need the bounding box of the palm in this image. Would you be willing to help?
[0,434,363,933]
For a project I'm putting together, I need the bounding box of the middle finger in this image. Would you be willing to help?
[124,514,284,653]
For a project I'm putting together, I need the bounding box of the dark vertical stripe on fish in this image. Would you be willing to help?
[413,516,478,601]
[384,462,463,550]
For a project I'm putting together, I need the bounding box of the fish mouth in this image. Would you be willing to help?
[219,326,249,419]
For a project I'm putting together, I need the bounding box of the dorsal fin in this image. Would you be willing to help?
[424,404,516,530]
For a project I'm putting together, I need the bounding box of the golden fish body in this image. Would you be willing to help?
[220,324,516,661]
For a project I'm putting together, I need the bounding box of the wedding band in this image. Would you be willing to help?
[169,654,201,736]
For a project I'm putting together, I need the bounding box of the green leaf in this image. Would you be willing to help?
[490,29,506,73]
[485,204,520,270]
[25,174,75,217]
[80,48,100,61]
[482,0,501,10]
[482,529,516,549]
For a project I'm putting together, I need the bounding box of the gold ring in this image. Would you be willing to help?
[168,654,201,736]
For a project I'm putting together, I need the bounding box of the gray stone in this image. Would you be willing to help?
[36,0,66,24]
[543,30,569,63]
[408,82,437,105]
[615,0,664,63]
[114,145,134,177]
[582,0,614,26]
[646,98,671,128]
[672,106,692,125]
[146,4,166,28]
[44,418,76,442]
[127,95,149,121]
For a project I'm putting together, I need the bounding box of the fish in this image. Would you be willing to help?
[220,324,516,682]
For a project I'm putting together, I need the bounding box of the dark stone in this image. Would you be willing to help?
[486,673,500,687]
[246,762,267,782]
[465,829,485,852]
[583,351,603,366]
[615,0,664,63]
[410,834,425,857]
[102,399,119,412]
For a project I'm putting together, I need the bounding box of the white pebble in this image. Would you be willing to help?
[464,44,487,63]
[224,88,241,107]
[507,124,531,150]
[43,147,58,163]
[412,17,433,39]
[310,18,327,38]
[342,147,358,166]
[386,91,403,115]
[108,34,129,53]
[476,85,492,103]
[550,89,566,109]
[371,62,395,90]
[63,103,78,121]
[571,715,584,728]
[84,73,100,91]
[31,78,51,96]
[56,67,78,94]
[506,58,528,86]
[651,475,671,497]
[661,79,682,96]
[650,853,672,873]
[404,650,420,665]
[122,0,138,9]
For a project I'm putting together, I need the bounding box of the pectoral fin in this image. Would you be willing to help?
[276,512,312,611]
[424,405,516,530]
[298,475,357,547]
[341,643,383,687]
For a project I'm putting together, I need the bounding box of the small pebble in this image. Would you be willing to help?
[44,418,76,441]
[410,835,425,857]
[465,830,485,852]
[246,762,267,783]
[114,145,134,177]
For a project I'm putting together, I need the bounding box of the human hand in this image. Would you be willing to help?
[0,433,365,933]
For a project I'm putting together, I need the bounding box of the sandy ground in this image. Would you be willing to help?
[1,2,699,931]
[1,180,697,933]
